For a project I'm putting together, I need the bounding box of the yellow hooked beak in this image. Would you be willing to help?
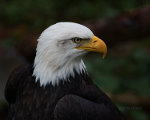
[76,35,107,58]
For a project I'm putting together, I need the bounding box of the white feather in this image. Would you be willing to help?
[33,22,93,86]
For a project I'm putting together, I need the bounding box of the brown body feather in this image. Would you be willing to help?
[5,65,123,120]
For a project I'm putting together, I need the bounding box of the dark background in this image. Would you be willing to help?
[0,0,150,120]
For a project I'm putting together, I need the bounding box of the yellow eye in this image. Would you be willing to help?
[72,38,82,44]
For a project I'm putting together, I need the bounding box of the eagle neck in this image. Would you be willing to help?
[33,57,87,86]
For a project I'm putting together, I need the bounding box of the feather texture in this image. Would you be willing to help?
[5,65,123,120]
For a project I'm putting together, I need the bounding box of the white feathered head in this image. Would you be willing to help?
[33,22,107,86]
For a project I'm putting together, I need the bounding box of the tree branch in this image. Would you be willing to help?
[83,6,150,47]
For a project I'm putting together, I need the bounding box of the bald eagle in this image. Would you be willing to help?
[5,22,123,120]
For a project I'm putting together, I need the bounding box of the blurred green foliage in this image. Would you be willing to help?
[85,40,150,95]
[1,0,150,29]
[0,0,150,120]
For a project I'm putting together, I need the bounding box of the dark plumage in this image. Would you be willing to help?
[5,22,123,120]
[5,65,123,120]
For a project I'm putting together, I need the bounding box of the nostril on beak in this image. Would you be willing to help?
[93,40,97,43]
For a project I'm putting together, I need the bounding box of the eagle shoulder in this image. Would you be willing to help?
[5,64,33,103]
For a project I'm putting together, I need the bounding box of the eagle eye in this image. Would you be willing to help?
[72,37,82,44]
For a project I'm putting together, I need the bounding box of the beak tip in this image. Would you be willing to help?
[102,54,106,59]
[102,49,107,59]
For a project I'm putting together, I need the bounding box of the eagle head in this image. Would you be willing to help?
[33,22,107,86]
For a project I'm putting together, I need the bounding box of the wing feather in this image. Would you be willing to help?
[5,65,32,103]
